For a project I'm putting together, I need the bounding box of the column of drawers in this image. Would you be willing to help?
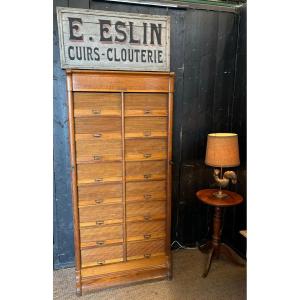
[74,92,125,269]
[124,93,168,261]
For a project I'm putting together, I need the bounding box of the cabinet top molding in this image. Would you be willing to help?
[57,7,170,71]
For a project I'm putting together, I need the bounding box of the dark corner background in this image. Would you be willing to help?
[53,0,246,269]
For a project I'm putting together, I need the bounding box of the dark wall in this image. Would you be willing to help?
[53,0,246,269]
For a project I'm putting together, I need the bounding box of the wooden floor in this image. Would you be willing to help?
[53,249,246,300]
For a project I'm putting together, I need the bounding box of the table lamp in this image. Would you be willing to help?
[205,133,240,199]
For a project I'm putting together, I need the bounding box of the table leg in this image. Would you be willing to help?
[202,247,214,278]
[198,241,211,253]
[219,243,245,266]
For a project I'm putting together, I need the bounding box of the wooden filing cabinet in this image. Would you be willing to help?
[66,70,174,295]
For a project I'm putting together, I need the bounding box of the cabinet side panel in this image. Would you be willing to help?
[66,71,82,295]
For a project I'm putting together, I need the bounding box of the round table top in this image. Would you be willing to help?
[196,189,243,207]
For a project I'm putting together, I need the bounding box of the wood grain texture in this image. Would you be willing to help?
[125,117,167,138]
[81,244,124,268]
[125,160,167,182]
[125,138,167,161]
[126,180,166,202]
[80,224,123,248]
[127,239,166,261]
[66,70,173,293]
[125,93,168,116]
[127,220,166,242]
[74,93,121,117]
[126,201,166,223]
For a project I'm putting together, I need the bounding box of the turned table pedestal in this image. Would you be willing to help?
[196,189,245,277]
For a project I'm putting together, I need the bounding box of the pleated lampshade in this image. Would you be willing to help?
[205,133,240,168]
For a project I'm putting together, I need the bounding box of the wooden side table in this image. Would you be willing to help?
[196,189,245,277]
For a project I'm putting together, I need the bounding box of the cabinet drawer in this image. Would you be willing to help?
[125,117,167,138]
[127,239,166,261]
[77,162,122,185]
[79,203,123,227]
[75,117,121,140]
[78,183,122,207]
[127,220,166,242]
[76,139,122,163]
[81,244,123,268]
[125,139,167,161]
[126,201,166,222]
[126,181,166,202]
[125,93,168,117]
[126,161,166,182]
[80,224,123,248]
[74,93,121,117]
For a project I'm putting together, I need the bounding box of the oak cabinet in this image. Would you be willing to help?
[66,70,174,295]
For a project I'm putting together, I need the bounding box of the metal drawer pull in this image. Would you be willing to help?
[97,260,105,265]
[144,194,152,200]
[144,174,152,179]
[95,199,103,204]
[96,220,104,226]
[144,153,152,158]
[144,234,151,239]
[144,215,151,221]
[144,253,151,258]
[94,155,101,160]
[95,178,103,182]
[96,241,105,245]
[144,109,151,115]
[92,109,101,115]
[93,133,102,138]
[143,131,152,137]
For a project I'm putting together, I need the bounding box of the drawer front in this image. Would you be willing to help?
[77,162,122,185]
[127,220,166,242]
[76,139,122,163]
[126,201,166,222]
[125,139,167,161]
[126,161,166,182]
[80,224,123,248]
[126,181,166,202]
[79,204,123,227]
[125,117,167,138]
[75,117,121,140]
[125,93,168,117]
[78,183,122,207]
[74,92,121,117]
[127,239,166,261]
[81,244,123,268]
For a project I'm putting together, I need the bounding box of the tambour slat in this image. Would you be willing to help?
[126,181,166,202]
[125,139,167,161]
[125,93,168,117]
[74,92,121,117]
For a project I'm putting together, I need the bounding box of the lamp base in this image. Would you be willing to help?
[213,190,229,199]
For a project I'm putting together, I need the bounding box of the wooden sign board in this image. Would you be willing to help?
[56,7,170,71]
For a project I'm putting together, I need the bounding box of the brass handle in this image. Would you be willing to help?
[92,109,101,115]
[144,215,151,221]
[96,220,104,226]
[95,178,103,182]
[94,155,101,161]
[93,133,102,138]
[95,199,103,204]
[143,131,151,137]
[97,260,105,265]
[144,253,151,258]
[144,109,151,115]
[144,234,151,239]
[143,153,152,159]
[144,194,152,200]
[96,241,105,246]
[144,174,152,179]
